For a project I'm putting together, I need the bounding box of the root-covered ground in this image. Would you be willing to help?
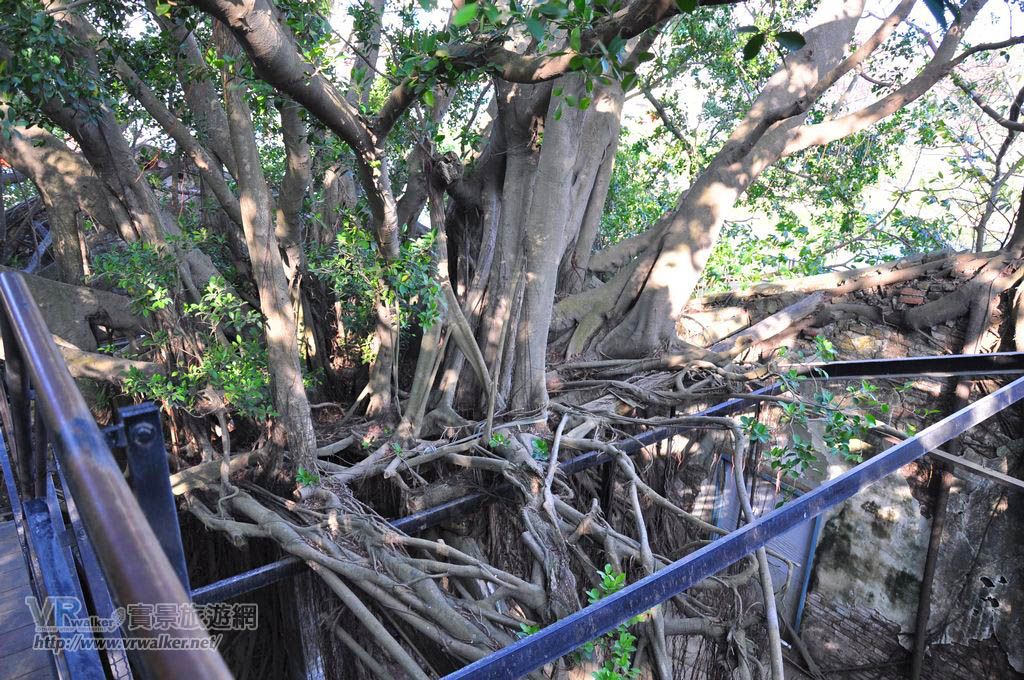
[174,348,869,679]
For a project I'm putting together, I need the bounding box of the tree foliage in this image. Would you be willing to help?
[1,0,1023,676]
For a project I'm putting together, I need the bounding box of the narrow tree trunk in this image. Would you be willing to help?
[276,98,327,377]
[365,297,397,419]
[219,27,318,470]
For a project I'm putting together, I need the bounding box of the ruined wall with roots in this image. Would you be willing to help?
[681,264,1023,679]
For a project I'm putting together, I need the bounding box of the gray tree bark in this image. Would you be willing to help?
[218,25,318,470]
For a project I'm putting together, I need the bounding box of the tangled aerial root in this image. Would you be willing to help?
[181,356,821,678]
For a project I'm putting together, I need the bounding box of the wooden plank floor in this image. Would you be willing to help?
[0,520,57,680]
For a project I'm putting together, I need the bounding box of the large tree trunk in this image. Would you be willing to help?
[576,0,866,358]
[511,76,626,410]
[439,75,625,416]
[558,0,984,359]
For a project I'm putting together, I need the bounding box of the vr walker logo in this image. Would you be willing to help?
[25,596,257,652]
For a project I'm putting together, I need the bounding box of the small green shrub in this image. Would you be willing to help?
[309,218,441,363]
[99,253,276,420]
[531,438,551,462]
[583,565,643,680]
[296,466,320,487]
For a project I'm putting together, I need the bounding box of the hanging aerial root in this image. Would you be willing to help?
[184,481,564,673]
[179,378,801,679]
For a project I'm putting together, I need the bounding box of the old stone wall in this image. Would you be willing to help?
[800,591,1014,679]
[682,263,1024,679]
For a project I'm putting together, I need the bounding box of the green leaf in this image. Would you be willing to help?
[422,89,436,107]
[296,466,320,487]
[742,32,766,61]
[570,27,581,52]
[452,2,479,27]
[675,0,697,13]
[155,1,171,15]
[525,16,545,42]
[536,1,568,19]
[776,31,806,52]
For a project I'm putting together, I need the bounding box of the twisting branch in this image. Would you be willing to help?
[782,5,1016,157]
[953,77,1024,131]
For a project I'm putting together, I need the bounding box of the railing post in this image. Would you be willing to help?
[118,402,191,591]
[0,311,35,496]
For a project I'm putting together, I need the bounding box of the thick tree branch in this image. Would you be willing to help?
[724,0,919,165]
[189,0,373,154]
[188,0,401,258]
[782,18,1017,156]
[217,23,319,468]
[145,0,239,176]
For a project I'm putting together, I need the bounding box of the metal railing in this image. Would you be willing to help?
[0,272,231,679]
[194,351,1024,605]
[445,368,1024,678]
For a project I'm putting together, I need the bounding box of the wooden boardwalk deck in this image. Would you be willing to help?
[0,520,57,680]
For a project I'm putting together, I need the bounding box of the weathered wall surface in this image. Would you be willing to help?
[682,265,1024,679]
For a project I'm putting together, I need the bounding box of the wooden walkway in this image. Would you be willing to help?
[0,520,57,680]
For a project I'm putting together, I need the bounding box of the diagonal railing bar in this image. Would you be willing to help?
[444,373,1024,679]
[794,350,1024,379]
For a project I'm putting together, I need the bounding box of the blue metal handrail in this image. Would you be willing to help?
[0,272,232,679]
